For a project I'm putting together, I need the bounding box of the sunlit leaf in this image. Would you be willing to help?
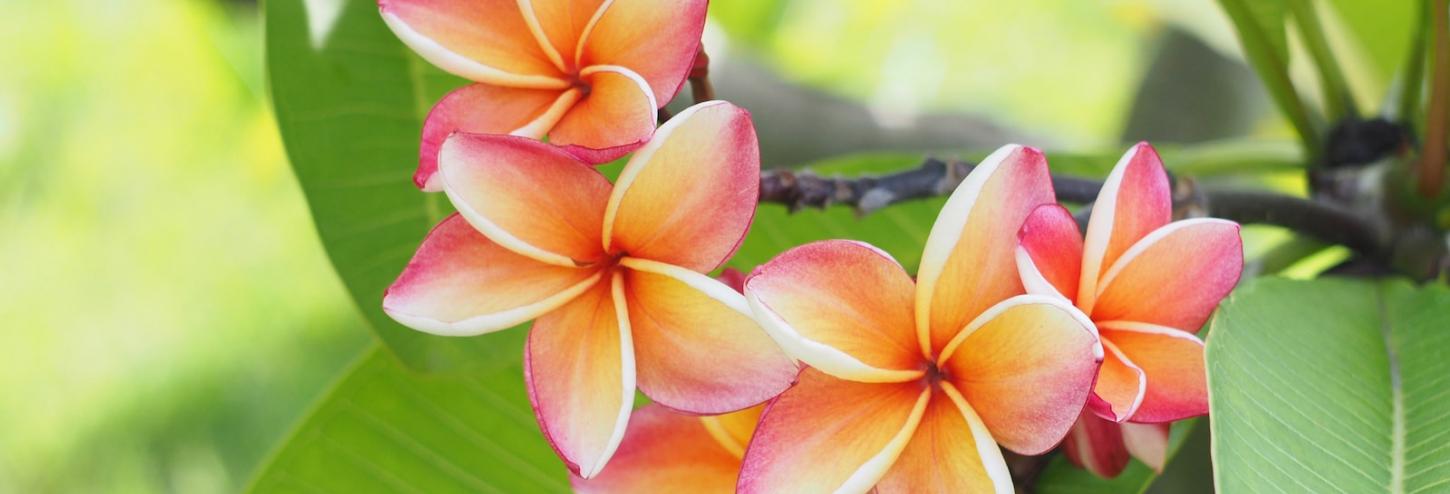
[1207,277,1450,493]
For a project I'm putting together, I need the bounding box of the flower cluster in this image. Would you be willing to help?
[377,1,1244,491]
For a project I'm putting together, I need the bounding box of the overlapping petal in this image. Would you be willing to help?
[744,240,924,383]
[378,0,569,88]
[1017,204,1083,300]
[438,133,611,266]
[700,405,763,459]
[570,405,739,494]
[1092,219,1243,331]
[1088,340,1147,422]
[1062,411,1131,479]
[578,0,708,103]
[938,295,1101,454]
[383,214,603,335]
[415,84,575,191]
[738,369,931,494]
[876,385,1012,493]
[604,101,759,272]
[1100,325,1208,422]
[916,144,1056,356]
[549,66,658,163]
[517,0,607,73]
[620,258,797,414]
[525,274,634,478]
[1122,421,1171,472]
[1078,142,1171,310]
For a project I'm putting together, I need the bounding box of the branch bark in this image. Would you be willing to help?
[760,157,1393,261]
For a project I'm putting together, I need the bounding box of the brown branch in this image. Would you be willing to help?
[1420,0,1449,197]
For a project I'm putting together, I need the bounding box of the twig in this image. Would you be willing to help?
[759,157,1391,261]
[689,45,715,103]
[1420,0,1449,197]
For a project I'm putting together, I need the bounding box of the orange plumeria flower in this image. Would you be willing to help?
[1015,142,1243,477]
[378,0,707,190]
[381,101,796,478]
[571,404,762,493]
[739,145,1104,492]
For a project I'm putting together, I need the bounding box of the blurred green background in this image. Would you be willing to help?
[0,0,1399,491]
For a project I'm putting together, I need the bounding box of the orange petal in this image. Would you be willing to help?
[876,384,1013,493]
[1088,338,1147,422]
[737,369,931,494]
[938,295,1101,454]
[1062,410,1131,479]
[1017,204,1084,301]
[916,144,1056,357]
[438,133,611,266]
[518,0,607,73]
[526,273,634,478]
[578,0,707,103]
[700,405,765,459]
[383,214,603,335]
[744,240,924,383]
[619,258,797,414]
[1121,421,1171,472]
[570,405,739,494]
[1092,219,1244,332]
[549,65,658,163]
[1078,142,1171,311]
[416,84,574,191]
[603,101,759,272]
[378,0,569,88]
[1101,325,1208,422]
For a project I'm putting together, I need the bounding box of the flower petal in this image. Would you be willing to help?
[578,0,707,103]
[378,0,569,88]
[415,84,574,191]
[1122,421,1171,472]
[1017,204,1084,301]
[383,214,603,335]
[916,144,1056,357]
[570,405,739,494]
[744,240,925,383]
[1078,142,1171,311]
[1092,218,1243,331]
[737,369,931,494]
[876,384,1013,494]
[1062,411,1131,479]
[526,272,634,478]
[439,133,611,266]
[549,65,658,164]
[619,257,797,414]
[700,405,764,459]
[938,295,1101,454]
[519,0,608,72]
[1088,339,1147,422]
[1101,324,1208,422]
[603,101,759,272]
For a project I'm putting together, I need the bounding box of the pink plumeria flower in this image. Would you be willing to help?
[381,101,796,478]
[571,403,764,493]
[1015,142,1244,477]
[739,145,1105,493]
[379,0,707,190]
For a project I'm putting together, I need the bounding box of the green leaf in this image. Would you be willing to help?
[247,346,571,493]
[265,0,527,371]
[1035,419,1200,494]
[1217,0,1322,159]
[1207,277,1450,493]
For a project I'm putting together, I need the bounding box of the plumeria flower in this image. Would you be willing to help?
[1015,142,1243,477]
[739,145,1105,493]
[572,394,764,491]
[381,101,796,478]
[378,0,707,190]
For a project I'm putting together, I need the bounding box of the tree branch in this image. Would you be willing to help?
[760,157,1393,261]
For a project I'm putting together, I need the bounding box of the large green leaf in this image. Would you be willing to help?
[247,346,571,493]
[265,0,525,371]
[1207,277,1450,493]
